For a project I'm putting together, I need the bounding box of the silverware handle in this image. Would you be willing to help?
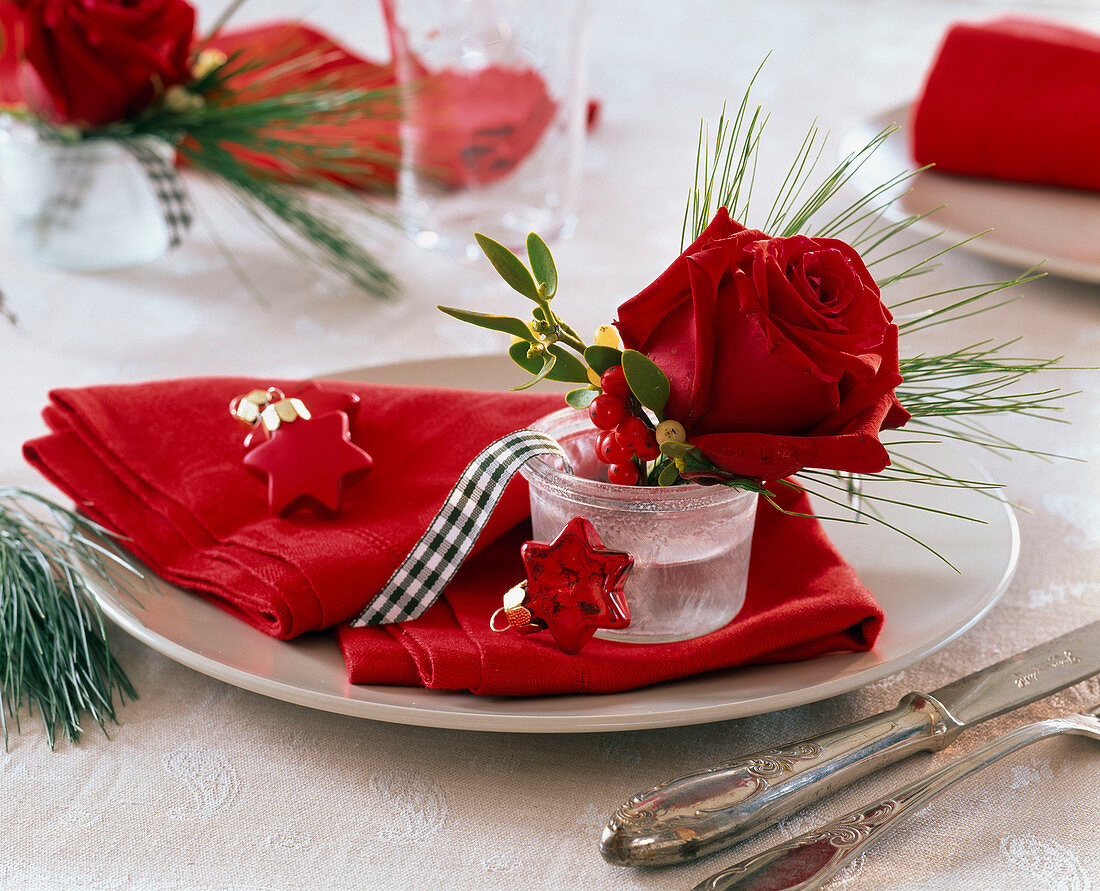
[695,715,1096,891]
[600,692,961,866]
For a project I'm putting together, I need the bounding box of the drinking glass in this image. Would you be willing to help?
[384,0,592,255]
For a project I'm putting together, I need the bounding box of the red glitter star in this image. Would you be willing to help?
[519,517,633,654]
[244,411,373,516]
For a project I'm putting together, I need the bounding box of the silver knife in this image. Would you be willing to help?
[600,620,1100,866]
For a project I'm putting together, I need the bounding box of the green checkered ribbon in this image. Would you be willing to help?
[123,140,192,247]
[349,429,571,626]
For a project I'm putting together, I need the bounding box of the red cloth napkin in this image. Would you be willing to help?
[337,486,883,695]
[24,377,884,696]
[23,377,560,638]
[911,18,1100,192]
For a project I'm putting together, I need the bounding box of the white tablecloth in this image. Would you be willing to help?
[2,1,1099,888]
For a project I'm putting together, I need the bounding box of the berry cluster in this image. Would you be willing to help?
[588,365,660,486]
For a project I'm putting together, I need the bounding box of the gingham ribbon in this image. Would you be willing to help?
[122,140,193,247]
[350,429,571,626]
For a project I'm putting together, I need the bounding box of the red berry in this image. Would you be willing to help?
[589,394,626,430]
[615,415,649,452]
[635,433,660,462]
[595,430,631,464]
[607,461,640,486]
[600,365,631,399]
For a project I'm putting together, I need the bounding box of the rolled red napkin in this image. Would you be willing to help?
[24,377,884,695]
[911,18,1100,192]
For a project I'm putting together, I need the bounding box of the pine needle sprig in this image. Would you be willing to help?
[675,71,1083,560]
[0,489,141,749]
[94,44,404,299]
[894,267,1044,333]
[180,141,394,296]
[682,57,770,248]
[776,477,961,570]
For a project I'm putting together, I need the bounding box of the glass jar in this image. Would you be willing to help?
[520,408,757,643]
[0,120,172,270]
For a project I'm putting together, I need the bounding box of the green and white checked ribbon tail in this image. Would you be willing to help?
[349,429,571,626]
[122,140,193,248]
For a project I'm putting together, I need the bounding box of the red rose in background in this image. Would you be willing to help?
[4,0,195,127]
[615,208,910,481]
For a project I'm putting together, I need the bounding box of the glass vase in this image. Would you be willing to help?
[520,408,758,643]
[0,120,172,271]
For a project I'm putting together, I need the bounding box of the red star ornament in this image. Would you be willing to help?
[519,517,633,654]
[244,411,373,516]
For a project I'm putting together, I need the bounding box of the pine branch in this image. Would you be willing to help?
[676,68,1079,558]
[93,45,403,299]
[181,142,396,298]
[0,489,142,749]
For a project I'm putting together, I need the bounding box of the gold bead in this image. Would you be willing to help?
[594,325,620,349]
[192,47,228,80]
[503,584,527,610]
[655,420,687,445]
[163,85,205,114]
[273,399,298,423]
[233,399,260,424]
[261,404,282,432]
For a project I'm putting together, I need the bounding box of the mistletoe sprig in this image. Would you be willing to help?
[440,235,771,490]
[440,233,590,392]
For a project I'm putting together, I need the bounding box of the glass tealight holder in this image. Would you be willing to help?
[0,120,172,271]
[520,408,758,643]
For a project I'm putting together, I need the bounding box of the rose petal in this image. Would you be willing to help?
[614,207,745,349]
[692,390,900,481]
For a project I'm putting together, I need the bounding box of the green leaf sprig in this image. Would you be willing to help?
[440,234,688,485]
[440,232,591,391]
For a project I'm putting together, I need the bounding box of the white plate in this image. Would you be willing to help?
[842,104,1100,284]
[87,355,1019,733]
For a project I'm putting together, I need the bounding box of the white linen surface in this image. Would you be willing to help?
[1,1,1098,888]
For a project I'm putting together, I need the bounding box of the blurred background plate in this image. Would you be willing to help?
[86,355,1020,733]
[843,104,1100,284]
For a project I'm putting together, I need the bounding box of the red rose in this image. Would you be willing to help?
[614,208,910,481]
[9,0,195,127]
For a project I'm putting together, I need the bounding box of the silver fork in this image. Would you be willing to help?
[695,704,1100,891]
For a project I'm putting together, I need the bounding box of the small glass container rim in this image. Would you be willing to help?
[0,117,173,161]
[519,407,758,513]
